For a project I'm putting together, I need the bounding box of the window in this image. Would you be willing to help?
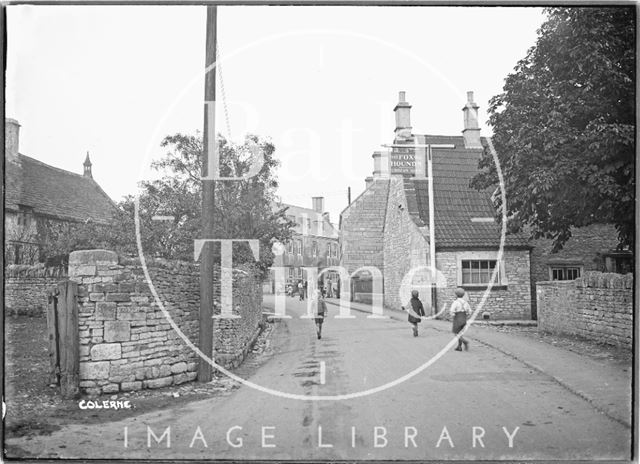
[549,266,581,281]
[13,244,22,265]
[461,260,499,285]
[329,243,337,258]
[16,206,33,228]
[604,252,633,274]
[457,252,507,287]
[312,241,318,257]
[286,240,293,253]
[296,239,302,255]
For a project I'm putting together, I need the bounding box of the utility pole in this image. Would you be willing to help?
[383,140,455,316]
[198,5,217,383]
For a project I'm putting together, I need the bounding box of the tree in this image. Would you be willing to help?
[129,132,294,274]
[38,133,294,275]
[471,7,635,251]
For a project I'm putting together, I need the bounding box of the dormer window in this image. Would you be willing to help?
[17,205,33,228]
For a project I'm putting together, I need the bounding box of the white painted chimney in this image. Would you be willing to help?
[5,118,20,164]
[312,196,324,214]
[394,91,412,140]
[462,91,482,149]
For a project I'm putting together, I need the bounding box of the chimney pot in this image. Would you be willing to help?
[5,118,20,164]
[462,91,482,149]
[312,196,324,214]
[394,91,412,140]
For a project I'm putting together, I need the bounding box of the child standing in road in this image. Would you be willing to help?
[451,287,471,351]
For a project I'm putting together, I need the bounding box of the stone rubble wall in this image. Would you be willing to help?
[5,277,60,316]
[70,249,263,396]
[4,264,65,316]
[536,271,633,348]
[529,223,621,316]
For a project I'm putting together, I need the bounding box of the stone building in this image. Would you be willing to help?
[529,224,632,318]
[269,197,340,294]
[4,119,116,265]
[340,92,532,320]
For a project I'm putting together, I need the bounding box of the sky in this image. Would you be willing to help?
[6,5,545,224]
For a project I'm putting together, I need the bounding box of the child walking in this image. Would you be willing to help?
[407,290,426,337]
[314,290,327,340]
[450,287,471,351]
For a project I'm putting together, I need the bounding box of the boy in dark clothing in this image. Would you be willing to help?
[314,290,327,339]
[407,290,426,337]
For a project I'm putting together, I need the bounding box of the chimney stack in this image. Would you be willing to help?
[83,151,93,178]
[5,118,20,164]
[312,196,324,214]
[462,91,482,149]
[394,91,412,140]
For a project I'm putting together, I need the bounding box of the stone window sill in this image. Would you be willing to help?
[461,285,508,291]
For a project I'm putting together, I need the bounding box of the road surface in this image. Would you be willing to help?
[5,295,631,460]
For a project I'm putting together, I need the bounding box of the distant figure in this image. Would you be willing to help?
[326,278,333,298]
[450,287,471,351]
[313,290,327,339]
[298,280,304,301]
[303,280,308,299]
[287,284,293,297]
[406,290,426,337]
[331,280,338,299]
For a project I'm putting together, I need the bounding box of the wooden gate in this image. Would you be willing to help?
[47,280,79,399]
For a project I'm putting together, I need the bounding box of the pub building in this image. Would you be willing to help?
[339,91,533,320]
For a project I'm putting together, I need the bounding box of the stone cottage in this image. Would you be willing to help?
[340,92,532,320]
[4,118,117,265]
[269,197,340,293]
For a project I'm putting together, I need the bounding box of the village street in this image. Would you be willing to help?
[5,296,631,461]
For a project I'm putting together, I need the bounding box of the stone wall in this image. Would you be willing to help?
[70,250,263,396]
[340,179,390,276]
[435,249,532,320]
[382,177,431,310]
[536,272,633,348]
[529,223,620,316]
[5,265,66,316]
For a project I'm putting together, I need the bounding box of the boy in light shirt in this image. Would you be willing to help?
[450,287,471,351]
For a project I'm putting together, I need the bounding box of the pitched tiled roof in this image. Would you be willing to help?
[403,135,529,249]
[5,154,116,224]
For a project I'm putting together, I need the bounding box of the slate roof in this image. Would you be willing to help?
[5,154,117,224]
[402,135,529,250]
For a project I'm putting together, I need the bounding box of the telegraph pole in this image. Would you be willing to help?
[198,5,217,382]
[383,140,455,316]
